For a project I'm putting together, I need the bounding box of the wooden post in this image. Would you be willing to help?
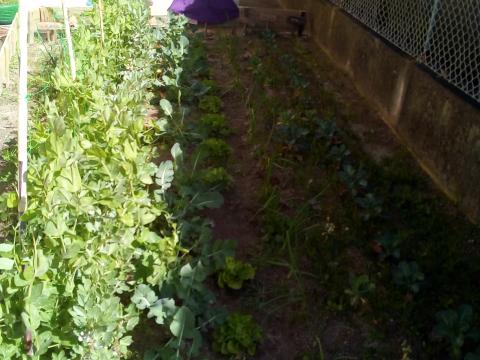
[17,0,28,216]
[62,0,76,80]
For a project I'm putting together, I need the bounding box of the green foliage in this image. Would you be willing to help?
[213,313,263,357]
[0,4,232,358]
[199,113,231,137]
[0,143,16,186]
[376,233,402,260]
[199,95,222,113]
[466,346,480,360]
[201,167,233,189]
[218,257,255,290]
[199,138,232,164]
[434,305,480,359]
[393,261,425,294]
[344,274,375,307]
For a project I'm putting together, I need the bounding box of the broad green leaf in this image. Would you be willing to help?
[120,213,134,227]
[6,192,17,209]
[191,191,224,209]
[132,284,158,310]
[124,141,138,161]
[155,161,174,193]
[160,99,173,117]
[170,306,195,338]
[35,250,50,277]
[147,301,167,325]
[0,258,14,270]
[58,164,82,193]
[0,243,14,252]
[170,143,183,164]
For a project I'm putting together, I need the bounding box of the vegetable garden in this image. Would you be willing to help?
[0,1,479,359]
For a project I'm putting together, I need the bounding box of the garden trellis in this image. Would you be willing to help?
[327,0,480,103]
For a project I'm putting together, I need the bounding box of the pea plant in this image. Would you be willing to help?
[0,3,235,359]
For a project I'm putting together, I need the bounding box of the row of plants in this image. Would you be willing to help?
[0,3,262,359]
[216,29,480,359]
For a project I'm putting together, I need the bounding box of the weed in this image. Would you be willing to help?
[345,274,375,307]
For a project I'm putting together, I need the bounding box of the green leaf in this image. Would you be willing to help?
[170,143,183,165]
[160,99,173,117]
[148,303,166,325]
[35,250,50,277]
[155,161,174,193]
[0,258,14,270]
[124,141,138,161]
[191,191,224,209]
[6,192,17,209]
[58,164,82,193]
[170,306,196,339]
[0,243,14,252]
[132,284,158,310]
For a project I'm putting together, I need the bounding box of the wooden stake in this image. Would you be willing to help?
[17,0,28,216]
[62,0,76,80]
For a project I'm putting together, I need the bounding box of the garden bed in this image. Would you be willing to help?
[0,1,479,359]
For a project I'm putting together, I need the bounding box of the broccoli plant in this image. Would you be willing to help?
[212,313,263,357]
[218,257,255,290]
[393,261,425,294]
[434,305,480,359]
[375,232,402,260]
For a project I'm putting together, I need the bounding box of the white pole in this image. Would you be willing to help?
[17,0,28,216]
[62,0,76,80]
[99,0,105,46]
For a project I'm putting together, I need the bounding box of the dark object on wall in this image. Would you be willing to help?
[287,11,306,36]
[169,0,240,25]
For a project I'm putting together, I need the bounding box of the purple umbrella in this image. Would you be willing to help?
[169,0,239,25]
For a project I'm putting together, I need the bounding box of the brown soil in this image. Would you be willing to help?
[200,29,390,359]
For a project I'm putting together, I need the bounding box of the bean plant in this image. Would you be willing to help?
[0,2,232,359]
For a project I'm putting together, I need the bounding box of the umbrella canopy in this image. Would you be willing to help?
[169,0,239,25]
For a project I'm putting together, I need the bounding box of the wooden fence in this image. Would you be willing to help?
[0,12,19,93]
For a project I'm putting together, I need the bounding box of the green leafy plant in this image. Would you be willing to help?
[434,305,480,359]
[218,256,255,290]
[202,167,233,189]
[199,113,231,137]
[199,95,222,113]
[199,138,232,164]
[344,274,375,307]
[393,261,425,293]
[466,346,480,360]
[376,232,402,260]
[213,313,263,357]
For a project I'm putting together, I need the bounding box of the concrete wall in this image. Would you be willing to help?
[279,0,480,221]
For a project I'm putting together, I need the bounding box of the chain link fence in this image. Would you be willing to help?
[327,0,480,103]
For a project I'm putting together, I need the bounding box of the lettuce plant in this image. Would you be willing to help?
[213,313,263,357]
[218,257,255,290]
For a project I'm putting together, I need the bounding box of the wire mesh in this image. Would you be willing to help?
[327,0,480,103]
